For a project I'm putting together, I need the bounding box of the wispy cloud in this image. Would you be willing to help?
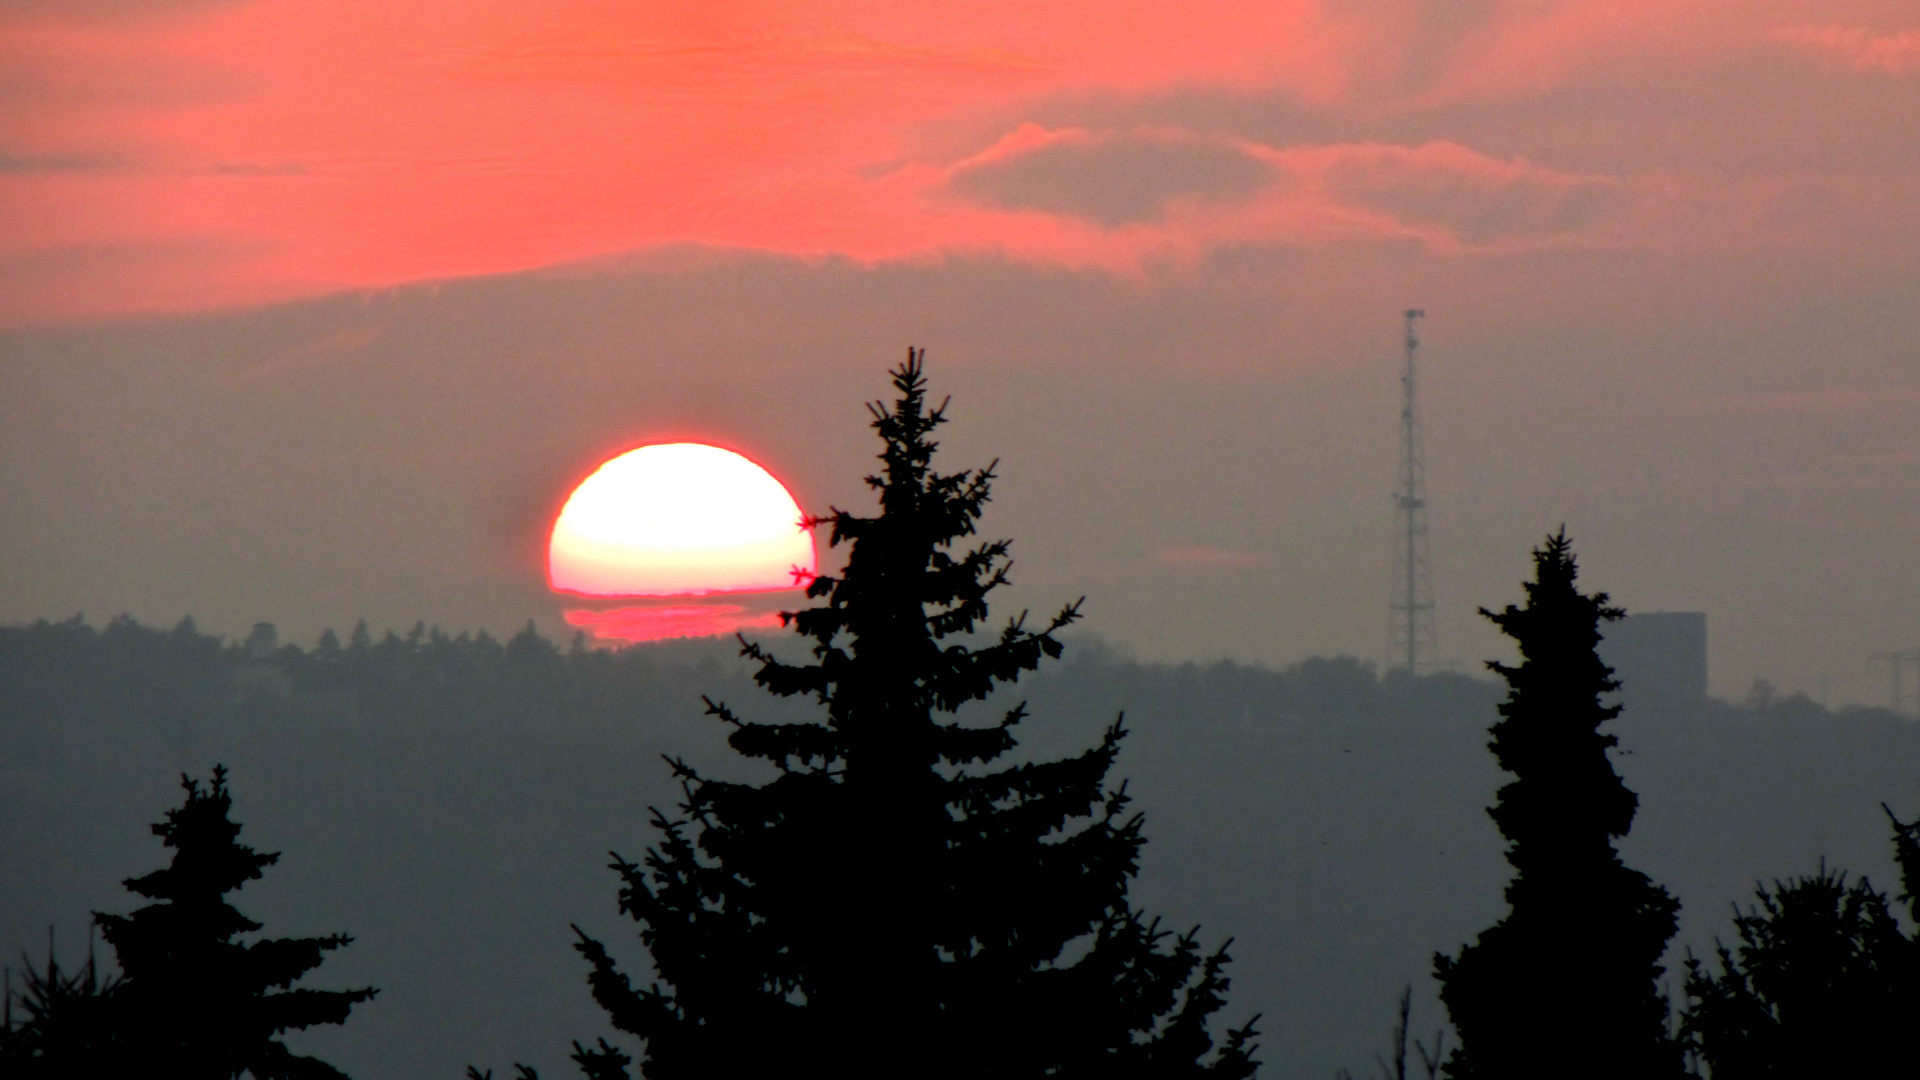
[917,127,1746,265]
[0,150,130,173]
[1266,139,1632,249]
[235,324,385,384]
[946,126,1275,226]
[1773,25,1920,75]
[420,33,1049,83]
[205,160,309,176]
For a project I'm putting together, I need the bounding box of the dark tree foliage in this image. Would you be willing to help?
[573,353,1258,1080]
[470,1037,634,1080]
[1681,805,1920,1077]
[1892,803,1920,927]
[94,765,377,1079]
[1433,531,1682,1080]
[1333,986,1444,1080]
[0,937,122,1075]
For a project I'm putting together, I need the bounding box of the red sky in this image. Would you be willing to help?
[2,16,1918,1079]
[2,0,1918,709]
[4,0,1917,324]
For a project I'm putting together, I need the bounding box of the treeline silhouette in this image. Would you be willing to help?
[5,358,1919,1077]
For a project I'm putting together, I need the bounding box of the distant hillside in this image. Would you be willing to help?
[3,616,1914,1078]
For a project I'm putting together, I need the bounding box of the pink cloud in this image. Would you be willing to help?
[1772,24,1920,74]
[1401,0,1755,106]
[235,323,383,383]
[945,126,1273,225]
[924,129,1774,262]
[0,2,1912,323]
[1265,140,1632,249]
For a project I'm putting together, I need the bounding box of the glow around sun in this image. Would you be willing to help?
[547,443,815,598]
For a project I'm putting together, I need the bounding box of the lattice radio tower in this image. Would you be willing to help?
[1390,308,1438,674]
[1869,648,1920,715]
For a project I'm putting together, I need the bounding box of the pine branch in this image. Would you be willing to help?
[1883,802,1920,925]
[571,1038,632,1080]
[254,985,380,1033]
[572,928,676,1038]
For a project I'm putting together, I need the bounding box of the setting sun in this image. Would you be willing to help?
[547,443,815,599]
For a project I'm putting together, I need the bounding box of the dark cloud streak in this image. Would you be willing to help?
[948,130,1275,225]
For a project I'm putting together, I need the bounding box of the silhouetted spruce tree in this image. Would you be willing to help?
[573,352,1258,1080]
[94,765,376,1079]
[1433,531,1682,1080]
[0,936,122,1076]
[1681,804,1920,1076]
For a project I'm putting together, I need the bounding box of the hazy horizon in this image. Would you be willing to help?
[6,614,1914,1077]
[5,1,1918,705]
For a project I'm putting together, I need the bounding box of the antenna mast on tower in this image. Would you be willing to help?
[1391,308,1437,674]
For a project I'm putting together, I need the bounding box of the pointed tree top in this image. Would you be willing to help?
[1518,527,1607,608]
[122,763,278,903]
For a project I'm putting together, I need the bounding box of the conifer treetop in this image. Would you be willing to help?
[743,348,1082,751]
[1478,528,1638,850]
[1682,851,1920,1076]
[122,765,276,912]
[94,765,375,1079]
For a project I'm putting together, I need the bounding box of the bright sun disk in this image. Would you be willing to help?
[548,443,815,598]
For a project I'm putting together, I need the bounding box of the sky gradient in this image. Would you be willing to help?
[3,0,1917,703]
